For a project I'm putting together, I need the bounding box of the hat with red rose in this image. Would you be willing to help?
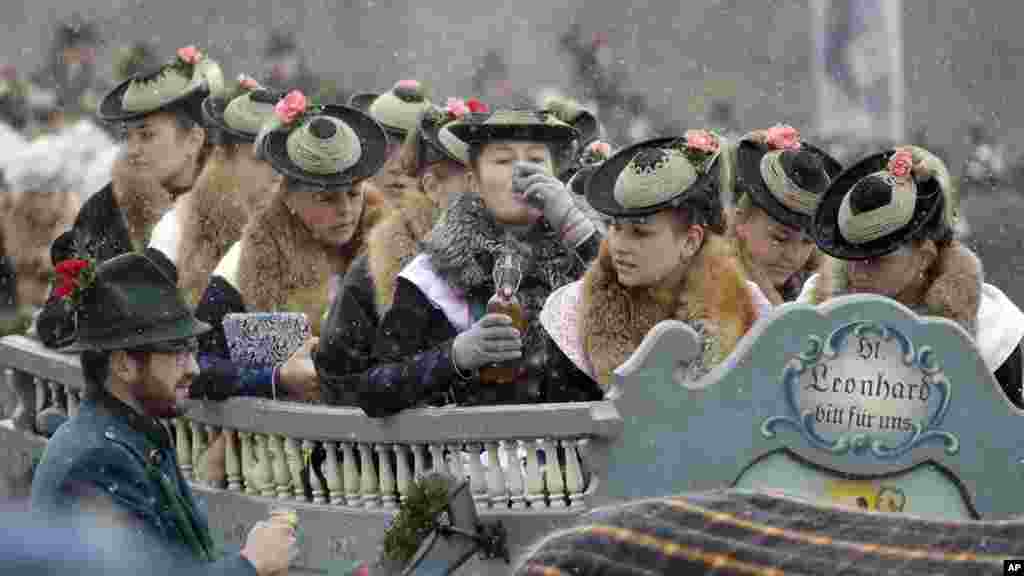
[202,74,283,144]
[259,89,388,187]
[813,146,955,260]
[349,79,433,143]
[59,251,210,353]
[408,97,490,171]
[98,44,224,125]
[735,124,843,233]
[586,131,726,232]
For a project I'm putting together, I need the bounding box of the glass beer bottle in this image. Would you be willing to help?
[478,250,526,385]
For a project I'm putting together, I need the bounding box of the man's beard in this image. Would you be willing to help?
[133,375,186,420]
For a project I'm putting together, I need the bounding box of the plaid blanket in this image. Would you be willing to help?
[515,489,1022,575]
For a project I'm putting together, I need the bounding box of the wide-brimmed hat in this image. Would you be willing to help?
[413,98,489,168]
[736,127,843,232]
[349,79,432,142]
[446,107,578,147]
[260,95,388,187]
[813,147,948,260]
[61,251,210,353]
[586,132,723,218]
[203,81,282,143]
[98,45,224,124]
[566,139,614,195]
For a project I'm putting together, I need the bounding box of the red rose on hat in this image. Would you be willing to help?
[684,129,719,154]
[445,97,470,119]
[466,98,489,114]
[274,90,307,124]
[887,148,913,180]
[176,45,202,65]
[765,124,801,151]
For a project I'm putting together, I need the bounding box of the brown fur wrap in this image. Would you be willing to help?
[579,234,759,390]
[110,155,174,251]
[367,191,440,315]
[176,148,252,305]
[807,241,983,335]
[1,187,79,307]
[234,189,384,334]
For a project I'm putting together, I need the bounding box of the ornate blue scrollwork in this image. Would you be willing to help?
[760,321,960,459]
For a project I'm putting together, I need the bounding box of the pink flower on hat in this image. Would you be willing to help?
[587,140,612,158]
[275,90,307,124]
[445,97,470,119]
[0,64,15,81]
[765,124,801,150]
[176,45,202,65]
[466,98,489,114]
[887,148,914,180]
[684,129,719,154]
[237,74,260,90]
[395,79,420,91]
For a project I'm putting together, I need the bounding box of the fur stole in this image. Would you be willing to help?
[176,150,252,306]
[234,191,384,334]
[1,187,78,307]
[422,193,588,367]
[367,191,440,315]
[807,241,983,336]
[579,235,759,389]
[110,155,174,250]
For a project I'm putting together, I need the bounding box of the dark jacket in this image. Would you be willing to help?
[31,390,256,575]
[350,193,604,418]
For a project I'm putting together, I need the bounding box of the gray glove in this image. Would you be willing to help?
[452,313,522,374]
[513,161,597,248]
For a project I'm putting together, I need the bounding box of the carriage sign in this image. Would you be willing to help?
[761,321,959,459]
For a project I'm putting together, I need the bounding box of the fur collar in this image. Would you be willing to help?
[807,241,983,335]
[176,150,252,306]
[110,155,175,250]
[579,235,758,389]
[367,191,440,315]
[422,192,588,377]
[235,190,384,334]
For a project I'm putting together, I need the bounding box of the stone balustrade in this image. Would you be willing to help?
[0,334,623,573]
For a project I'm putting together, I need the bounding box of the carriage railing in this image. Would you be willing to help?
[0,334,623,514]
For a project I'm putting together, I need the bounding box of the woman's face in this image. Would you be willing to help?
[284,179,365,247]
[372,143,419,201]
[421,161,467,209]
[231,143,283,217]
[607,211,697,289]
[120,111,202,188]
[734,205,816,287]
[845,243,926,298]
[471,141,553,226]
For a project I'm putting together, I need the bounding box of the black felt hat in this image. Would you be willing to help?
[202,87,283,143]
[736,137,842,232]
[415,105,471,167]
[813,149,945,260]
[446,107,578,147]
[61,252,210,353]
[260,103,388,187]
[586,134,723,218]
[98,47,224,124]
[348,79,432,142]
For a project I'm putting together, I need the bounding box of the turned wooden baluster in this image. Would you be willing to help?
[225,429,242,492]
[376,444,396,508]
[358,443,379,507]
[467,443,488,507]
[34,378,46,412]
[269,435,290,499]
[447,443,464,480]
[524,440,545,508]
[284,437,304,501]
[1,368,13,419]
[341,442,359,506]
[189,421,208,484]
[542,438,566,508]
[562,439,585,509]
[507,440,526,509]
[428,443,445,473]
[485,442,506,509]
[411,444,427,480]
[66,388,80,419]
[175,418,193,481]
[394,445,411,504]
[239,432,258,495]
[324,441,343,505]
[206,425,228,488]
[255,434,276,497]
[305,440,325,504]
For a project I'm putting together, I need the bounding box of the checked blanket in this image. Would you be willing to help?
[515,489,1024,575]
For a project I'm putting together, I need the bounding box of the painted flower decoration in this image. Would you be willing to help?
[53,258,96,304]
[274,90,307,124]
[445,97,470,119]
[466,98,488,114]
[887,148,914,180]
[765,123,801,150]
[176,45,202,65]
[684,129,719,154]
[237,73,260,91]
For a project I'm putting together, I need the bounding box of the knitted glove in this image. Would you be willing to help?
[452,314,522,375]
[513,161,597,248]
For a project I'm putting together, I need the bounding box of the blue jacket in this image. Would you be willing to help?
[30,390,256,575]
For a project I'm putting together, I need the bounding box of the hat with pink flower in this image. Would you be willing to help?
[202,75,282,144]
[348,79,432,141]
[813,146,953,260]
[98,44,225,124]
[735,124,842,233]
